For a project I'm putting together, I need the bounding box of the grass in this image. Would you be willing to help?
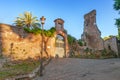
[0,60,40,80]
[71,52,118,59]
[73,54,117,59]
[0,55,3,59]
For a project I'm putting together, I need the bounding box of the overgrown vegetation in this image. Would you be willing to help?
[67,34,76,45]
[70,48,118,59]
[77,39,83,46]
[114,0,120,40]
[24,27,41,35]
[44,27,56,37]
[103,35,114,41]
[24,27,56,37]
[67,34,77,55]
[0,60,40,80]
[0,54,3,59]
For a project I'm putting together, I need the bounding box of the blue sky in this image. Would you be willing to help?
[0,0,119,39]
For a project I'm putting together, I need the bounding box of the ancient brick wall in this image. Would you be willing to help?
[0,24,56,60]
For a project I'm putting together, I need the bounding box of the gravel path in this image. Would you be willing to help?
[34,58,120,80]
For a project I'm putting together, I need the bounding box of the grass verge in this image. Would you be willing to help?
[0,60,40,80]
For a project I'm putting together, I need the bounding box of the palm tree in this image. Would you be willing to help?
[14,12,41,29]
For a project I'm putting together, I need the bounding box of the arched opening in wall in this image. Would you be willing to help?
[55,34,65,58]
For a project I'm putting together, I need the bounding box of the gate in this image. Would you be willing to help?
[55,35,65,58]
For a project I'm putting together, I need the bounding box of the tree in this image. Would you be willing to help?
[67,34,77,56]
[77,39,83,46]
[67,34,76,45]
[14,12,40,29]
[103,35,113,41]
[114,0,120,40]
[114,0,120,10]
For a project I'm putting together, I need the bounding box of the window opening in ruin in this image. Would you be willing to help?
[108,45,111,50]
[57,23,62,30]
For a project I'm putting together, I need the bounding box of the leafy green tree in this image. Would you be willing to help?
[14,12,40,29]
[67,34,76,56]
[103,35,114,41]
[114,0,120,40]
[77,39,83,46]
[114,0,120,10]
[116,34,120,40]
[67,34,76,45]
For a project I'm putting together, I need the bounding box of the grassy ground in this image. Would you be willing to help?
[0,60,40,80]
[74,54,116,59]
[0,55,3,59]
[71,52,118,59]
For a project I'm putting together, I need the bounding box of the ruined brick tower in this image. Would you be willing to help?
[81,10,104,50]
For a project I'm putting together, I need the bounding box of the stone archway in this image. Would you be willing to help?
[55,34,65,58]
[54,18,69,58]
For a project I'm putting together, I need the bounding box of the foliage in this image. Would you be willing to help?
[24,27,56,37]
[114,0,120,40]
[77,39,83,46]
[0,60,40,80]
[14,11,41,29]
[74,53,99,59]
[44,27,56,37]
[116,34,120,40]
[0,54,3,59]
[72,48,118,59]
[67,34,76,45]
[63,29,67,34]
[114,0,120,11]
[24,27,41,35]
[115,19,120,40]
[84,47,91,53]
[103,35,113,41]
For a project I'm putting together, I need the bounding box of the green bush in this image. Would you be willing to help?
[24,27,56,37]
[24,27,42,35]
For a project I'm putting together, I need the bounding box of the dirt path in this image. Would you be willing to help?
[34,58,120,80]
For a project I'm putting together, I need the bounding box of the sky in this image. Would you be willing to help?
[0,0,119,39]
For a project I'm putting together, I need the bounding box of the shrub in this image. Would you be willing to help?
[24,27,41,35]
[24,27,56,37]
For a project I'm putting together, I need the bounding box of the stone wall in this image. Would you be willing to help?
[0,24,56,60]
[104,36,120,56]
[81,10,104,50]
